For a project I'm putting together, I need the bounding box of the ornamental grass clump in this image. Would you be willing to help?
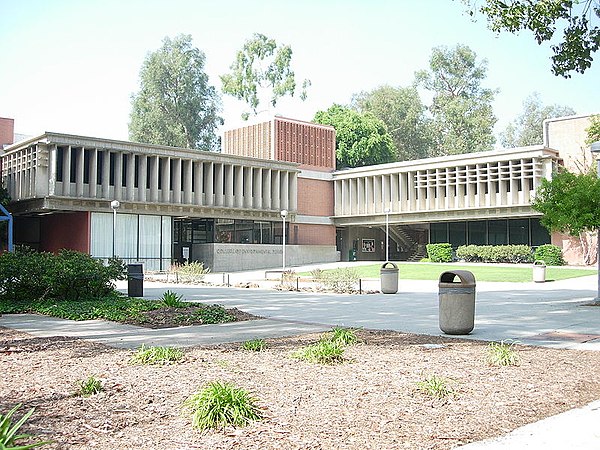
[76,375,103,397]
[130,344,184,365]
[184,381,263,430]
[486,340,521,366]
[417,374,455,400]
[326,327,358,346]
[161,290,186,308]
[292,340,345,364]
[242,339,266,352]
[0,403,51,449]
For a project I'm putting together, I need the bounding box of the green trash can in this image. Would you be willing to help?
[380,262,399,294]
[349,249,357,261]
[438,270,475,335]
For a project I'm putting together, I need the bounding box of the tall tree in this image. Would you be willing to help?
[465,0,600,77]
[500,93,576,148]
[129,34,223,151]
[416,44,497,156]
[221,33,310,120]
[351,85,433,161]
[313,105,396,169]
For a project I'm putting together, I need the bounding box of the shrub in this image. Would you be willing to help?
[426,243,453,263]
[184,381,262,430]
[191,305,234,324]
[534,244,564,266]
[292,340,345,364]
[130,345,184,365]
[171,261,210,283]
[486,341,520,366]
[76,376,103,397]
[456,245,533,264]
[319,267,359,293]
[416,374,454,399]
[242,339,266,351]
[0,403,51,449]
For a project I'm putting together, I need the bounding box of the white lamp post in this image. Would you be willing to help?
[385,208,391,262]
[590,141,600,301]
[110,200,120,258]
[281,209,288,271]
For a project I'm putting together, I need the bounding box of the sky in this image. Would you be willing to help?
[1,0,599,146]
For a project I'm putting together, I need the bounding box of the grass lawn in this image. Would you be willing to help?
[307,263,597,282]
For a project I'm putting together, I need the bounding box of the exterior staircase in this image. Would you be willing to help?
[380,226,428,262]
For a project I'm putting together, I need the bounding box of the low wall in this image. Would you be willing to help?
[193,243,339,272]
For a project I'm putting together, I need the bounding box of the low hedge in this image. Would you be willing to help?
[456,245,534,264]
[426,243,453,263]
[534,244,565,266]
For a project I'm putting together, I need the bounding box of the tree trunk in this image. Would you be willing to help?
[579,230,598,266]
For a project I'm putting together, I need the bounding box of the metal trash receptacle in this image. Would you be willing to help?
[438,270,475,335]
[127,263,144,297]
[349,249,357,261]
[533,260,546,283]
[380,262,399,294]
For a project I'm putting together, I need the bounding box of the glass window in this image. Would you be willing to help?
[254,221,272,244]
[531,218,551,247]
[430,223,448,243]
[488,220,508,245]
[468,221,487,245]
[509,219,529,245]
[235,220,254,244]
[215,219,234,243]
[448,222,467,248]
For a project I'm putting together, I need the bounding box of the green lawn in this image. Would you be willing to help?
[307,263,597,283]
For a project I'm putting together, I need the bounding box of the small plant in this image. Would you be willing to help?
[242,339,266,352]
[292,340,345,364]
[326,327,358,346]
[184,381,263,430]
[417,374,454,399]
[76,375,103,397]
[310,268,324,280]
[486,340,521,366]
[130,344,184,365]
[319,267,360,293]
[171,261,211,283]
[0,403,51,449]
[161,290,185,307]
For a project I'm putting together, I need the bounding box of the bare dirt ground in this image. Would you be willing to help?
[2,325,600,450]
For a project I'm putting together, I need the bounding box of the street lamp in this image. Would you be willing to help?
[590,141,600,301]
[110,200,120,258]
[384,208,391,262]
[281,209,288,271]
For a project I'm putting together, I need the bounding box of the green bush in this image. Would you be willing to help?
[0,247,126,302]
[534,244,564,266]
[426,243,453,263]
[319,267,359,293]
[456,245,533,264]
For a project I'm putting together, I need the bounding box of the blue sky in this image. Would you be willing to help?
[1,0,598,145]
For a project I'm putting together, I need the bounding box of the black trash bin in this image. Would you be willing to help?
[438,270,475,335]
[127,263,144,297]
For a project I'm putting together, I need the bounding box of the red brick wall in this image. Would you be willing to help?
[223,121,272,159]
[0,117,14,146]
[40,212,90,253]
[274,117,335,171]
[297,178,334,216]
[293,223,336,245]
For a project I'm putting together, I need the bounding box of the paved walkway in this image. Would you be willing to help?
[2,261,600,449]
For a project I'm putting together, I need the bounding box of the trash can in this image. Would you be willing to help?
[380,262,399,294]
[533,260,546,283]
[349,249,357,261]
[127,263,144,297]
[438,270,476,335]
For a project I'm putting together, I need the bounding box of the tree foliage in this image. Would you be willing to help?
[313,105,396,169]
[532,168,600,235]
[586,114,600,144]
[416,44,497,156]
[466,0,600,77]
[221,33,310,120]
[351,85,433,161]
[129,34,223,150]
[500,92,576,147]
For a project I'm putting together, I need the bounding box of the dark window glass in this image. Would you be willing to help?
[488,219,508,245]
[509,219,529,245]
[56,146,64,182]
[531,218,551,247]
[468,221,487,245]
[449,222,467,247]
[430,223,448,243]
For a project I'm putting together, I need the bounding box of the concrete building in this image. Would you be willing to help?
[0,114,596,269]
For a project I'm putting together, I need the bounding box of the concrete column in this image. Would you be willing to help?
[407,172,416,211]
[509,160,519,205]
[290,171,298,212]
[75,147,84,197]
[391,173,399,212]
[62,145,71,196]
[357,178,365,214]
[224,164,233,207]
[521,159,530,204]
[272,170,281,210]
[204,162,214,205]
[150,156,159,202]
[138,155,147,202]
[172,158,182,203]
[374,176,382,213]
[48,144,57,196]
[262,169,272,209]
[244,166,253,208]
[193,161,203,205]
[466,166,476,208]
[234,165,244,208]
[348,178,356,215]
[161,157,170,203]
[126,153,135,201]
[214,163,224,206]
[280,171,289,211]
[183,159,192,204]
[102,150,110,199]
[89,148,98,198]
[114,152,123,201]
[253,168,263,209]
